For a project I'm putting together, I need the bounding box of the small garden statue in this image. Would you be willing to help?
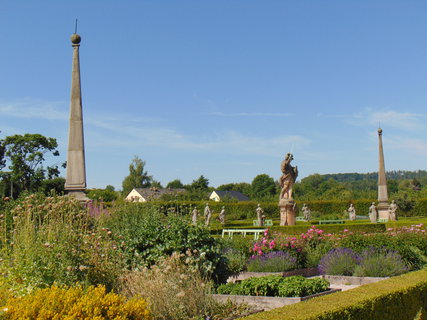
[348,203,356,221]
[369,202,377,223]
[301,203,311,221]
[219,206,226,226]
[256,204,264,226]
[204,203,212,226]
[191,207,199,225]
[388,200,398,221]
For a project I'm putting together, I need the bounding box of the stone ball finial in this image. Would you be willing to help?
[71,33,81,44]
[378,128,383,134]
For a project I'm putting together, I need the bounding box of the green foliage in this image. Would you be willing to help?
[87,188,118,202]
[251,174,277,200]
[190,175,210,191]
[217,275,329,298]
[38,177,65,195]
[100,202,228,283]
[0,133,61,197]
[122,156,153,196]
[241,269,427,320]
[0,194,125,294]
[270,223,387,235]
[217,182,252,197]
[166,179,184,189]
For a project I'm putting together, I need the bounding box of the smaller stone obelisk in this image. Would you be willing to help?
[377,128,389,219]
[65,32,87,200]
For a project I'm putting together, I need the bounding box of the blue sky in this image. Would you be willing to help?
[1,1,427,190]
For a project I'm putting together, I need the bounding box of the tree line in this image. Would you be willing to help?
[2,133,426,207]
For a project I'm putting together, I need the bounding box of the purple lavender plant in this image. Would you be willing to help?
[318,248,361,276]
[354,248,408,277]
[247,251,298,272]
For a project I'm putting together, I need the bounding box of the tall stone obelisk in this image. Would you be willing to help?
[377,128,389,219]
[65,32,87,200]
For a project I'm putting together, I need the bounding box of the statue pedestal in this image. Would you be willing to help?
[377,202,389,221]
[279,199,296,226]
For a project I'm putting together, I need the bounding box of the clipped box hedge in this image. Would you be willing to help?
[270,223,387,235]
[242,269,427,320]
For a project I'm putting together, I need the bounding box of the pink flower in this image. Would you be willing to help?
[264,229,269,237]
[343,229,348,233]
[269,240,276,249]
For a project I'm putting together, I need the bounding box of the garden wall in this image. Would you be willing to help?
[241,269,427,320]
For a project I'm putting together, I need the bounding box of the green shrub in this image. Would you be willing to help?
[217,275,329,297]
[270,223,386,235]
[0,194,125,294]
[241,269,427,320]
[0,285,151,319]
[100,202,228,283]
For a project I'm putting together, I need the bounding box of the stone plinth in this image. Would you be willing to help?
[279,199,296,226]
[377,203,390,220]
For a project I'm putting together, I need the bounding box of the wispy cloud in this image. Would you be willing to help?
[348,108,427,131]
[0,99,69,121]
[385,136,427,158]
[210,111,293,117]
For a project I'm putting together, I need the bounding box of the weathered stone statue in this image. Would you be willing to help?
[204,203,212,226]
[279,153,298,226]
[348,204,356,221]
[301,204,311,221]
[256,204,264,226]
[280,153,298,200]
[369,202,377,223]
[219,206,226,226]
[191,207,199,225]
[388,200,398,221]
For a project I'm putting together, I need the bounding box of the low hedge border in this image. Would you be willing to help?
[242,269,427,320]
[269,223,387,235]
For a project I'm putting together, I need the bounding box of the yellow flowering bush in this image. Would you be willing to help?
[0,285,151,320]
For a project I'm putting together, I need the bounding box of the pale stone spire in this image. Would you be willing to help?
[377,128,389,219]
[65,32,87,200]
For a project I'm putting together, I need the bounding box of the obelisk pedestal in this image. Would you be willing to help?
[64,33,88,201]
[279,199,296,226]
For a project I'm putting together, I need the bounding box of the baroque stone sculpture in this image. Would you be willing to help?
[204,203,212,226]
[219,206,226,226]
[301,204,311,221]
[192,207,199,225]
[388,200,398,221]
[279,153,298,226]
[369,202,378,223]
[348,204,356,221]
[256,204,264,226]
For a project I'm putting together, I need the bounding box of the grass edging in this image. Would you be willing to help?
[241,269,427,320]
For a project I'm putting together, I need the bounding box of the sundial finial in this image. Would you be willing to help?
[75,18,78,34]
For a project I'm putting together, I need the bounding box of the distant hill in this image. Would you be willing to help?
[321,170,427,182]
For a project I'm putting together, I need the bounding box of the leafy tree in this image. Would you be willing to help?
[1,133,60,196]
[122,156,153,196]
[40,177,66,195]
[105,185,115,192]
[217,182,252,197]
[87,188,118,202]
[190,175,209,191]
[166,179,184,189]
[151,180,163,188]
[251,174,276,200]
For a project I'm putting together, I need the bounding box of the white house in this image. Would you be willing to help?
[209,190,250,202]
[125,188,185,202]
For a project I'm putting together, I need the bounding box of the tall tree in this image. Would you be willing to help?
[190,175,209,191]
[1,133,60,196]
[122,156,153,196]
[166,179,184,189]
[251,174,276,200]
